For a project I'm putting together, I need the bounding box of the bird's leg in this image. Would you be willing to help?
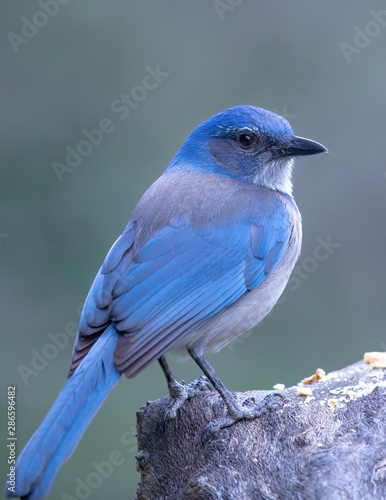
[187,348,283,442]
[157,356,211,427]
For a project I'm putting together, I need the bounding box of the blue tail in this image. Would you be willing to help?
[5,326,121,500]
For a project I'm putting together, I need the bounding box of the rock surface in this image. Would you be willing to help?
[135,359,386,499]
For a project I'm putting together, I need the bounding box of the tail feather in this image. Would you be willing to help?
[5,325,121,500]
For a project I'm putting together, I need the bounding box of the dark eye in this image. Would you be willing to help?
[238,132,257,149]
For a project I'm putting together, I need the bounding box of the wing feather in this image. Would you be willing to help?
[69,201,292,378]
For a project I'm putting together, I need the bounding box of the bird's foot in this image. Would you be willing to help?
[202,392,283,443]
[164,376,211,428]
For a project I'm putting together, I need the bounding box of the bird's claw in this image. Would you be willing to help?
[242,392,283,410]
[201,392,284,444]
[163,376,212,431]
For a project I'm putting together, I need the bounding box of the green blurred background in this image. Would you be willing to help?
[2,1,386,498]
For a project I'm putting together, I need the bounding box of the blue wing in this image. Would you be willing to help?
[70,208,291,378]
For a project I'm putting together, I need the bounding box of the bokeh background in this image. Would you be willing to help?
[2,1,386,498]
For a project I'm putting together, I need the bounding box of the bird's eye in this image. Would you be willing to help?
[238,132,257,149]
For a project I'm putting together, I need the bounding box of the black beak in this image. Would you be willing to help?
[275,135,328,158]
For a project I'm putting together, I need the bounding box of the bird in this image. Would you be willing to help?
[5,105,327,499]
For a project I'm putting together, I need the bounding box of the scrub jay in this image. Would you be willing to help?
[5,105,327,499]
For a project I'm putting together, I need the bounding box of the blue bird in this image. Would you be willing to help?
[5,105,327,499]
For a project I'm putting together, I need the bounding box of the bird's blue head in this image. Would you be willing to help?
[168,105,327,195]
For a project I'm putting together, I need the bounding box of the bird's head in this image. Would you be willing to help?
[168,105,327,195]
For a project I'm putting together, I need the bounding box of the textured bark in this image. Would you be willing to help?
[135,359,386,500]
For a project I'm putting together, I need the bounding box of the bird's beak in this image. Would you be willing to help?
[276,135,328,158]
